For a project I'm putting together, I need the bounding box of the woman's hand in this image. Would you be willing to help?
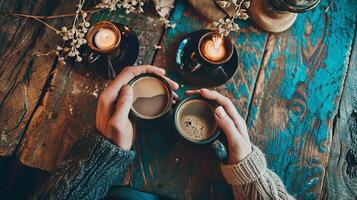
[186,89,252,164]
[96,65,179,150]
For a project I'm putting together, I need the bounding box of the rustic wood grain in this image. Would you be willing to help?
[0,0,61,156]
[18,2,168,171]
[325,28,357,199]
[246,0,357,199]
[126,0,269,199]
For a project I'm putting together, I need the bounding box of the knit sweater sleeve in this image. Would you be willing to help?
[221,146,295,200]
[31,129,135,200]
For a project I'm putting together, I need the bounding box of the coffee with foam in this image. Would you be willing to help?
[176,99,217,141]
[131,76,170,119]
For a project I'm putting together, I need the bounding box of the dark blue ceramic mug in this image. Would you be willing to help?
[174,96,228,161]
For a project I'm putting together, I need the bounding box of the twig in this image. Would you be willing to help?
[8,13,64,36]
[32,50,57,56]
[6,8,103,20]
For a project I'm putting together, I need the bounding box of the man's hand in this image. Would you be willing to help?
[96,65,179,150]
[186,89,252,164]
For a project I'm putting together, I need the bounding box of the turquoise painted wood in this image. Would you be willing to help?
[327,27,357,199]
[246,0,357,199]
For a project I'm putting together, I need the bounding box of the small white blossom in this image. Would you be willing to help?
[58,56,66,65]
[76,56,82,62]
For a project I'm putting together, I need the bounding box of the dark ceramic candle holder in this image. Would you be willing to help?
[76,21,139,80]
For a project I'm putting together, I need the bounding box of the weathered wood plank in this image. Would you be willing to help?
[0,0,61,156]
[325,28,357,199]
[126,0,269,199]
[246,0,357,199]
[18,2,167,171]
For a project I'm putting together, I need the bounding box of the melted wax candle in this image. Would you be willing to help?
[201,36,226,62]
[94,28,117,50]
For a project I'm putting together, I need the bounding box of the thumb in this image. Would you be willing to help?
[214,106,241,145]
[112,85,134,122]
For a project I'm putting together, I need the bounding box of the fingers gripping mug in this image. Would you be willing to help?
[174,96,228,161]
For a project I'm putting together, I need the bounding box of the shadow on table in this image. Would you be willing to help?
[0,156,50,200]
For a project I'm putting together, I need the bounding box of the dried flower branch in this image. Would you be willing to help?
[153,0,176,28]
[96,0,146,14]
[214,0,250,36]
[56,0,90,64]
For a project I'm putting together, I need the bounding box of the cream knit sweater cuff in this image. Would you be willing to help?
[221,146,267,185]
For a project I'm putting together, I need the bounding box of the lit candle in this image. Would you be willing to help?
[94,28,117,50]
[201,36,226,62]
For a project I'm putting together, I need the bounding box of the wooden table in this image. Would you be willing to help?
[1,0,356,199]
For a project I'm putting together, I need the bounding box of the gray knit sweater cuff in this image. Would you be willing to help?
[221,146,267,185]
[32,129,136,200]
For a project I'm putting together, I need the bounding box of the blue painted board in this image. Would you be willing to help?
[246,0,357,199]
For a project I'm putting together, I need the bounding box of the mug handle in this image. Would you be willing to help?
[189,52,202,72]
[211,139,228,161]
[82,48,102,64]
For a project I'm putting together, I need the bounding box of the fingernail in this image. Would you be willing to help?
[215,106,226,119]
[201,88,209,93]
